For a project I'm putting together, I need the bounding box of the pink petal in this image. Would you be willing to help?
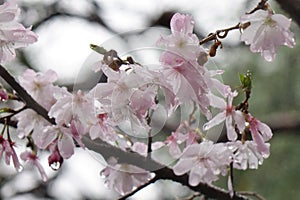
[173,157,196,175]
[226,116,237,141]
[58,134,74,159]
[203,111,226,131]
[257,121,273,141]
[233,110,246,132]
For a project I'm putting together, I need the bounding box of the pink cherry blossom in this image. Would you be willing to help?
[18,69,60,110]
[0,89,8,101]
[100,157,152,195]
[229,140,270,170]
[41,125,75,159]
[88,113,117,142]
[248,114,272,156]
[170,13,194,34]
[48,143,63,170]
[173,141,232,185]
[203,91,245,141]
[240,10,295,62]
[14,109,50,139]
[20,151,48,182]
[0,135,22,171]
[0,1,38,63]
[49,89,95,129]
[159,52,211,118]
[91,64,157,134]
[157,13,202,61]
[165,131,186,158]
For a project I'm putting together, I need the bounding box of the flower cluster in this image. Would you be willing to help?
[0,0,295,198]
[240,9,295,62]
[0,1,38,63]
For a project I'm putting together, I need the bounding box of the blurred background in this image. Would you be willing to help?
[1,0,300,199]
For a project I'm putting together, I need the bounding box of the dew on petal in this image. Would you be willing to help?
[17,165,24,172]
[203,124,209,131]
[50,162,61,170]
[249,163,257,169]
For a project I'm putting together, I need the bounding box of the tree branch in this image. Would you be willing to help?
[118,177,158,200]
[0,65,55,124]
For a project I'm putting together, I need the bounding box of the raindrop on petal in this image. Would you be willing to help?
[50,162,61,170]
[17,165,24,172]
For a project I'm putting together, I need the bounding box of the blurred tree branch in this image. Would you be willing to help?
[275,0,300,26]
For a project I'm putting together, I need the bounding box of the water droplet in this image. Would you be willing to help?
[262,152,269,158]
[249,163,257,169]
[50,162,61,170]
[203,124,209,131]
[17,165,24,172]
[228,145,234,150]
[213,169,220,175]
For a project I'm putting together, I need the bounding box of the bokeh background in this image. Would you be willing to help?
[1,0,300,199]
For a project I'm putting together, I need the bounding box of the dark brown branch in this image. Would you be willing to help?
[118,177,158,200]
[275,0,300,27]
[83,137,249,200]
[199,23,241,45]
[0,65,55,124]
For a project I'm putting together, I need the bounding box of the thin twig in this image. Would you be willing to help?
[199,23,240,45]
[118,176,158,200]
[184,192,202,200]
[239,191,266,200]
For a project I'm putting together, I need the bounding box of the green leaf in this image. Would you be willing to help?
[239,70,252,91]
[90,44,107,55]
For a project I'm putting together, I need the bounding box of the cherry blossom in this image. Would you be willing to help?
[157,13,202,61]
[229,140,270,170]
[173,141,232,185]
[240,9,295,62]
[18,69,60,110]
[88,113,117,142]
[165,121,201,159]
[203,91,245,141]
[165,131,186,158]
[48,143,64,170]
[20,151,48,182]
[100,157,152,195]
[49,89,95,130]
[40,125,76,159]
[0,135,22,171]
[14,109,50,139]
[91,64,158,134]
[159,52,211,118]
[0,89,8,101]
[0,1,38,63]
[248,114,273,156]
